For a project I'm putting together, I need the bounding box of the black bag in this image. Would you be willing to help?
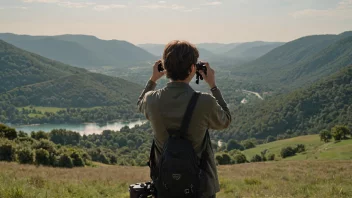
[148,92,204,198]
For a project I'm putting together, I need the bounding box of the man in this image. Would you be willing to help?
[137,40,231,198]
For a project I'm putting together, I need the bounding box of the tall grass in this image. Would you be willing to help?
[0,161,351,198]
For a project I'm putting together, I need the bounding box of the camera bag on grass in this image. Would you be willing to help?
[148,92,209,198]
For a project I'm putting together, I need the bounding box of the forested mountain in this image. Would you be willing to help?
[234,31,352,89]
[138,43,216,60]
[0,33,156,68]
[196,43,240,54]
[0,40,142,121]
[215,65,352,141]
[224,42,284,60]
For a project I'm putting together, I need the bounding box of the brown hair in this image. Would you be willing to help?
[162,40,199,81]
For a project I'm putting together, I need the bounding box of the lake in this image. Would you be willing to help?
[11,120,146,135]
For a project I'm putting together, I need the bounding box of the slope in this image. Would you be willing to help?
[0,39,86,93]
[215,65,352,141]
[0,33,156,68]
[0,40,142,108]
[234,31,352,89]
[224,41,284,59]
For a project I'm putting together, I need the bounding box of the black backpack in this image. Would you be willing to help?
[148,92,206,198]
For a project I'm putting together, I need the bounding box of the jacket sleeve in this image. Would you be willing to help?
[207,88,232,130]
[137,80,157,119]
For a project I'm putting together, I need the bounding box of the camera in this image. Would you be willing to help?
[158,62,207,84]
[129,181,155,198]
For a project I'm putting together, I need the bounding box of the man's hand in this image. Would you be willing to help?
[199,62,216,88]
[150,60,166,83]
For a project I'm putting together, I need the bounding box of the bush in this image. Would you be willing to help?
[242,140,256,149]
[0,141,16,161]
[250,154,262,162]
[70,152,85,167]
[280,146,296,158]
[295,144,305,153]
[58,154,74,168]
[233,153,247,164]
[268,154,275,161]
[34,139,57,154]
[17,147,34,164]
[331,125,350,141]
[266,135,276,143]
[99,153,110,164]
[31,131,49,140]
[320,129,332,143]
[227,139,244,151]
[35,148,50,165]
[0,124,17,140]
[215,154,223,165]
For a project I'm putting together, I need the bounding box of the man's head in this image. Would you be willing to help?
[162,40,199,82]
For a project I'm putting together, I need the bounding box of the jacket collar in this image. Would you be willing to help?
[166,82,193,90]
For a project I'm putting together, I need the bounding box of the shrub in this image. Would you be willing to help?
[31,131,49,140]
[280,146,296,158]
[268,154,275,161]
[250,154,262,162]
[227,139,244,151]
[17,147,34,164]
[242,140,256,149]
[320,129,332,143]
[99,153,110,164]
[295,144,305,153]
[233,153,247,164]
[0,141,16,161]
[35,148,50,165]
[221,153,232,165]
[266,135,276,143]
[215,154,223,165]
[70,152,85,167]
[0,124,17,140]
[33,139,57,154]
[58,154,74,168]
[331,125,350,141]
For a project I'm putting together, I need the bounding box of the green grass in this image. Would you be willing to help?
[1,161,352,198]
[242,135,352,160]
[17,106,101,113]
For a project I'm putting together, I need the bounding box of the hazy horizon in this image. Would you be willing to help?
[1,0,352,44]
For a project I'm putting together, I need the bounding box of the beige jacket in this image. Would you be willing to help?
[138,80,231,197]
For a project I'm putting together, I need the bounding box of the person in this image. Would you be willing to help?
[137,40,231,198]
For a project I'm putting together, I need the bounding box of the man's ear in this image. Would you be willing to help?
[191,64,196,73]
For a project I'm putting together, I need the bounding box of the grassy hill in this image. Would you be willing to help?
[224,41,284,59]
[215,65,352,141]
[0,40,143,123]
[0,33,156,69]
[1,161,351,198]
[234,31,352,90]
[242,135,352,161]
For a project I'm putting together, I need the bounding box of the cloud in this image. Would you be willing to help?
[23,0,59,2]
[158,1,166,3]
[291,0,352,19]
[0,6,28,10]
[93,4,127,11]
[141,4,185,10]
[203,1,222,6]
[57,2,96,8]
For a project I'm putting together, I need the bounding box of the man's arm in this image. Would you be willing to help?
[137,60,165,117]
[207,87,231,130]
[199,62,232,130]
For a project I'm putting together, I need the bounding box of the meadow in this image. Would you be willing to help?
[1,160,351,198]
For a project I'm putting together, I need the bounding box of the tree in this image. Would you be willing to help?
[242,140,256,149]
[280,146,296,158]
[266,136,276,143]
[17,147,34,164]
[295,144,305,153]
[227,139,244,151]
[331,125,350,141]
[35,148,50,165]
[268,154,275,161]
[250,154,262,162]
[31,131,49,140]
[70,152,85,167]
[0,141,16,161]
[0,124,17,140]
[320,129,332,143]
[233,153,247,164]
[58,154,74,168]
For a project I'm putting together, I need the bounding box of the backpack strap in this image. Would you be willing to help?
[179,92,200,138]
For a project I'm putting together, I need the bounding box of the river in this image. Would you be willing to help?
[10,120,146,135]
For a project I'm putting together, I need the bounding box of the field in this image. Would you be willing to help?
[1,161,352,198]
[16,106,101,118]
[242,135,352,161]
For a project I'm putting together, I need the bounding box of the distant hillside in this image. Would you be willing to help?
[224,41,284,59]
[0,40,142,108]
[0,33,156,68]
[138,43,216,60]
[235,31,352,89]
[196,43,240,54]
[215,65,352,141]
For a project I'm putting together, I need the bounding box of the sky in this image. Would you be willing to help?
[0,0,352,44]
